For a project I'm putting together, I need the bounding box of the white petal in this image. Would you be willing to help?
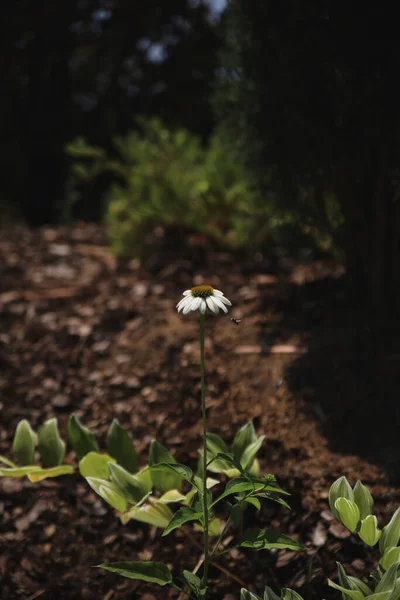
[191,297,202,311]
[212,296,228,313]
[183,298,194,314]
[177,296,189,309]
[183,290,191,296]
[213,289,224,296]
[219,295,232,306]
[177,296,192,312]
[206,296,218,313]
[199,299,206,314]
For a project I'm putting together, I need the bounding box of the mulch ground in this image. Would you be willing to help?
[1,224,399,600]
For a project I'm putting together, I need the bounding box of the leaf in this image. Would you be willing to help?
[240,590,262,600]
[353,480,374,520]
[255,493,291,510]
[327,580,364,600]
[375,563,400,593]
[233,422,257,461]
[67,415,99,461]
[158,490,187,504]
[96,561,174,587]
[109,463,148,504]
[107,419,138,473]
[380,547,400,571]
[213,476,288,506]
[150,462,193,483]
[329,476,353,519]
[281,590,305,600]
[37,418,66,467]
[244,497,261,510]
[359,515,381,547]
[347,577,373,596]
[240,436,265,470]
[379,507,400,553]
[86,477,127,512]
[27,465,74,482]
[238,529,307,551]
[121,501,173,528]
[183,570,203,596]
[229,502,243,526]
[149,441,181,493]
[12,420,37,465]
[206,433,229,456]
[334,498,360,531]
[0,455,16,468]
[0,466,41,478]
[79,452,115,479]
[162,507,203,536]
[263,586,280,600]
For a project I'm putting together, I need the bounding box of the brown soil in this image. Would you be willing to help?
[0,225,399,600]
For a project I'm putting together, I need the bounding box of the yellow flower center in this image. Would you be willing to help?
[191,285,214,298]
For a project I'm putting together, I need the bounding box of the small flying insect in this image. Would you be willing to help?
[230,317,241,325]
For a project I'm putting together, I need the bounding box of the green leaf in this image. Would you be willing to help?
[375,563,400,593]
[107,419,138,473]
[86,477,127,512]
[281,590,305,600]
[213,476,288,506]
[245,497,261,510]
[27,465,74,482]
[79,452,115,479]
[12,420,37,465]
[240,589,262,600]
[329,476,353,519]
[255,493,291,510]
[347,577,373,596]
[233,422,257,460]
[0,455,17,468]
[206,433,229,456]
[327,580,364,600]
[37,418,66,467]
[240,436,265,470]
[149,441,181,493]
[380,547,400,571]
[183,570,203,596]
[238,529,307,551]
[162,507,203,536]
[0,465,41,478]
[353,480,374,520]
[96,561,174,587]
[158,490,187,504]
[150,462,193,483]
[263,587,280,600]
[121,500,173,528]
[359,515,381,547]
[379,507,400,553]
[67,415,99,461]
[229,502,243,526]
[109,463,148,504]
[334,498,360,532]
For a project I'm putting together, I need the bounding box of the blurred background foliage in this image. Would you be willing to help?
[1,0,400,307]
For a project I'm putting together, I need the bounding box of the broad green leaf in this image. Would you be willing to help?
[96,561,174,587]
[240,436,265,470]
[263,586,280,600]
[256,493,291,510]
[107,419,138,473]
[250,458,261,477]
[86,477,127,512]
[359,515,381,546]
[208,517,221,537]
[27,465,74,482]
[353,480,374,520]
[335,498,360,531]
[0,455,16,468]
[79,452,115,479]
[150,462,192,483]
[245,497,261,510]
[158,490,187,504]
[241,589,262,600]
[162,507,203,536]
[281,590,305,600]
[329,476,353,518]
[213,476,288,507]
[380,547,400,571]
[183,570,203,596]
[347,577,373,596]
[233,422,257,460]
[366,594,397,600]
[337,561,359,593]
[12,420,37,465]
[229,502,242,526]
[0,465,41,478]
[121,500,173,528]
[380,507,400,553]
[206,433,229,456]
[238,529,307,551]
[327,580,364,600]
[149,441,181,493]
[207,451,243,476]
[375,563,400,593]
[109,463,148,504]
[136,467,153,494]
[37,418,66,467]
[67,415,99,460]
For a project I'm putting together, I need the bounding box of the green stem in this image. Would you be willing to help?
[200,312,209,594]
[210,516,231,556]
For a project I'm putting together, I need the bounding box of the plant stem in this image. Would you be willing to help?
[200,312,209,593]
[211,516,231,556]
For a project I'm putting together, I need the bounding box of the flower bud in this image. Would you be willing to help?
[353,480,373,520]
[380,546,400,571]
[334,497,360,532]
[329,476,353,519]
[379,507,400,553]
[358,515,381,546]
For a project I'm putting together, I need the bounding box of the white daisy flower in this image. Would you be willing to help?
[176,285,232,315]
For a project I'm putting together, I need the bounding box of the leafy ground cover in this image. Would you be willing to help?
[0,225,399,599]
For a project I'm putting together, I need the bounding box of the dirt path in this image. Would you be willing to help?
[0,225,398,599]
